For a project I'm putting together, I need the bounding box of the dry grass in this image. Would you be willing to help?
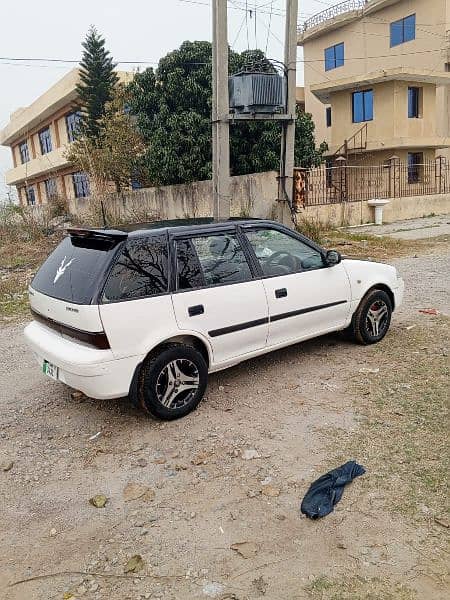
[324,230,450,261]
[338,318,449,520]
[0,236,61,320]
[306,575,416,599]
[296,215,450,261]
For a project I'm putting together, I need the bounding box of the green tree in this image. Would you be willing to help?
[127,41,326,186]
[76,26,119,139]
[67,86,145,194]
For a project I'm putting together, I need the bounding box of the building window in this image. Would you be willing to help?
[326,107,332,127]
[66,111,81,143]
[26,186,36,206]
[72,172,90,198]
[408,152,423,184]
[19,141,30,164]
[38,127,52,154]
[44,178,58,200]
[408,87,421,118]
[352,89,373,123]
[325,158,333,189]
[324,42,344,71]
[390,14,416,47]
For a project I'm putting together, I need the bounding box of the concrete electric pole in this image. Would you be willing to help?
[212,0,230,222]
[279,0,299,210]
[212,0,298,222]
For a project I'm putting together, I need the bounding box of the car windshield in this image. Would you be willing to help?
[31,235,120,304]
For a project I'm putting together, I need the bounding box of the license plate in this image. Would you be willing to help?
[43,360,59,381]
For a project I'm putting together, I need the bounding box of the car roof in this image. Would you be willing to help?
[83,217,279,238]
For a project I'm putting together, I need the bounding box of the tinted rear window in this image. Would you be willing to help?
[102,235,169,303]
[31,236,119,304]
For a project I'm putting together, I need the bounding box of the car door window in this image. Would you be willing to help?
[245,228,324,276]
[176,239,205,290]
[102,235,168,302]
[176,232,252,289]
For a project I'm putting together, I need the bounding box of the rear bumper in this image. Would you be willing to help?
[24,321,142,400]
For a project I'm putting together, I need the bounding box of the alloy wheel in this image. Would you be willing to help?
[155,359,200,409]
[365,300,389,337]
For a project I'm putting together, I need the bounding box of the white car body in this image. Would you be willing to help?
[24,220,404,400]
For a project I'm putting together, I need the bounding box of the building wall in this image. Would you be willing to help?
[328,80,439,154]
[0,68,132,205]
[299,0,448,151]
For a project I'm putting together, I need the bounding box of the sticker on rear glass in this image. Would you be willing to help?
[54,256,75,284]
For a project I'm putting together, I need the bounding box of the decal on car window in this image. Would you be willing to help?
[53,256,76,284]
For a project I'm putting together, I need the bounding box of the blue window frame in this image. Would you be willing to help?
[72,172,90,198]
[26,186,36,206]
[38,127,52,154]
[408,87,421,118]
[324,42,344,71]
[66,111,81,143]
[352,89,373,123]
[326,107,332,127]
[44,178,58,200]
[19,141,30,164]
[390,14,415,47]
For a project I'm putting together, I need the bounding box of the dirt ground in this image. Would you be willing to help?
[0,243,448,600]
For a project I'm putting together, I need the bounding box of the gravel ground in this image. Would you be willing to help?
[0,247,448,600]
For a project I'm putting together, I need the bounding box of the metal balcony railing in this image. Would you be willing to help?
[299,0,368,33]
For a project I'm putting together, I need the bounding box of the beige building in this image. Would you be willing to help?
[298,0,450,167]
[0,68,132,206]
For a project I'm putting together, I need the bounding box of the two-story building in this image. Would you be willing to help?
[298,0,450,172]
[0,68,132,206]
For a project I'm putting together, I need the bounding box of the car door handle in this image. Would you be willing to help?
[188,304,204,317]
[275,288,288,298]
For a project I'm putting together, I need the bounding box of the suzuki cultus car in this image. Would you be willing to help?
[25,219,404,419]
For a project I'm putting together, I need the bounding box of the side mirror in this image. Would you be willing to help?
[325,250,341,266]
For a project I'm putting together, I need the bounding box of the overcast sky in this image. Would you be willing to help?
[0,0,330,199]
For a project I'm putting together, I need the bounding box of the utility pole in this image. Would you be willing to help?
[278,0,299,210]
[212,0,230,222]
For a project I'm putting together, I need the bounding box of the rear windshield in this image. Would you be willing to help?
[31,235,120,304]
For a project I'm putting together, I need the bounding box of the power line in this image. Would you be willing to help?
[265,0,274,54]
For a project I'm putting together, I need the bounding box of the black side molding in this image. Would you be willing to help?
[209,317,269,338]
[271,300,347,323]
[208,300,347,338]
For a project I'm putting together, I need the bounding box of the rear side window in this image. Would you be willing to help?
[31,235,118,304]
[176,239,205,290]
[102,235,168,303]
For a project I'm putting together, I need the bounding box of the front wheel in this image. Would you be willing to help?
[348,289,393,345]
[139,343,208,420]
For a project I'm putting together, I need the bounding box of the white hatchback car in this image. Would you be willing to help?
[25,219,404,419]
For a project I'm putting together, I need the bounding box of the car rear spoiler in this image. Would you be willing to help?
[67,228,128,242]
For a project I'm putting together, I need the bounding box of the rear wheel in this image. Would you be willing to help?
[139,343,208,420]
[348,289,392,345]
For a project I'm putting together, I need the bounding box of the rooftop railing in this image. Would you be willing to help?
[299,0,368,33]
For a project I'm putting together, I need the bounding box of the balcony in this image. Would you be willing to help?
[299,0,367,33]
[5,146,70,186]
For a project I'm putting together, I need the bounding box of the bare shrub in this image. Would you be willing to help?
[295,215,332,245]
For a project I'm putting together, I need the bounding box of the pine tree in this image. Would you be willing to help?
[76,26,118,140]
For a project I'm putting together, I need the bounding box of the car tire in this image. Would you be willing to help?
[348,289,393,345]
[138,343,208,420]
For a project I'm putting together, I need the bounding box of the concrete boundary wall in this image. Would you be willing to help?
[65,170,450,228]
[302,193,450,227]
[69,171,282,223]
